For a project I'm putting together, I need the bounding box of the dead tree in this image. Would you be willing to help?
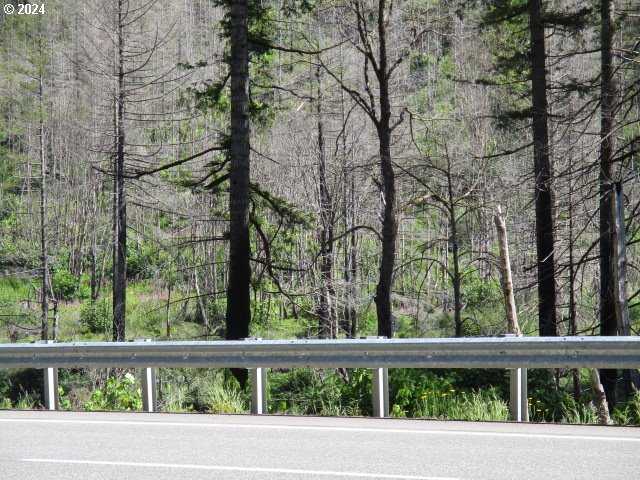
[599,0,618,407]
[494,207,521,336]
[529,0,557,337]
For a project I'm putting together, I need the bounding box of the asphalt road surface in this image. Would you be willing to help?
[1,410,638,480]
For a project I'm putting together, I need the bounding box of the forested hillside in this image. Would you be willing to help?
[0,0,639,422]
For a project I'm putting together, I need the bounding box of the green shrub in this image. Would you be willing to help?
[527,369,567,422]
[269,369,360,416]
[612,392,640,426]
[412,388,509,421]
[156,369,248,413]
[84,373,141,411]
[127,240,169,280]
[202,380,247,414]
[390,369,455,417]
[561,398,598,424]
[390,369,510,421]
[80,299,111,334]
[160,382,194,413]
[15,392,38,409]
[1,368,42,405]
[0,369,9,399]
[57,386,72,410]
[76,275,92,300]
[52,268,79,300]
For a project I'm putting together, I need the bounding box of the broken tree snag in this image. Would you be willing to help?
[590,369,612,425]
[494,206,521,336]
[612,182,640,393]
[612,182,630,336]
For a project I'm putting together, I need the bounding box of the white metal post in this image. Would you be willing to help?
[250,367,267,415]
[138,339,157,412]
[40,340,58,410]
[141,366,157,413]
[372,367,389,418]
[245,338,267,414]
[499,333,528,422]
[44,367,58,410]
[509,367,528,422]
[366,336,389,418]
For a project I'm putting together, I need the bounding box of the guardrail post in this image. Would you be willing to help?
[509,367,528,422]
[138,339,157,413]
[250,367,267,414]
[366,336,389,418]
[141,366,157,413]
[245,338,267,415]
[499,333,528,422]
[372,367,389,418]
[40,340,59,410]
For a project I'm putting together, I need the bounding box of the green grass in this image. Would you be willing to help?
[407,388,509,421]
[154,369,248,414]
[0,277,34,302]
[0,278,206,343]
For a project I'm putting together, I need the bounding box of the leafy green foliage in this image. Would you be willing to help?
[126,239,170,280]
[269,369,363,416]
[15,392,38,409]
[156,369,248,413]
[79,299,111,334]
[52,268,79,301]
[612,392,640,426]
[391,368,511,420]
[84,373,142,411]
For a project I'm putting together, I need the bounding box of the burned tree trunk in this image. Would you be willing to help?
[112,0,127,342]
[612,183,640,393]
[528,0,557,337]
[373,2,397,338]
[599,0,618,407]
[39,73,49,341]
[315,66,336,339]
[226,0,251,386]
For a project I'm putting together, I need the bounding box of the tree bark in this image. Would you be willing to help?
[338,52,357,338]
[346,180,358,339]
[612,182,640,393]
[194,269,209,335]
[590,369,612,425]
[374,0,397,338]
[166,284,171,339]
[568,153,580,401]
[226,0,251,385]
[90,179,99,302]
[494,207,521,335]
[315,65,336,339]
[39,73,49,341]
[599,0,618,408]
[445,158,462,337]
[529,0,557,337]
[112,0,127,342]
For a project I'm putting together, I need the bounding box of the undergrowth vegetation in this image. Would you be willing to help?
[1,277,638,425]
[2,364,639,425]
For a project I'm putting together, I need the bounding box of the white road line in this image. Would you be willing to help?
[2,418,639,443]
[22,458,461,480]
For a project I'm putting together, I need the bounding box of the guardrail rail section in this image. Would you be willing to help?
[1,336,639,422]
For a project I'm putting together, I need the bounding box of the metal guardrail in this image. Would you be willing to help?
[1,336,639,421]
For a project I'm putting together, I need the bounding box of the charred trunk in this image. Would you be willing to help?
[226,0,251,386]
